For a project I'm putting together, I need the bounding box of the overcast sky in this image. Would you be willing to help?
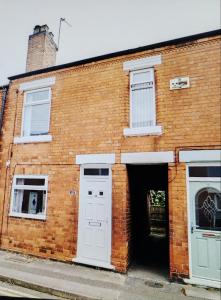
[0,0,220,85]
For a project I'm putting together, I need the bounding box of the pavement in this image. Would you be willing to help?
[0,250,220,300]
[0,280,62,299]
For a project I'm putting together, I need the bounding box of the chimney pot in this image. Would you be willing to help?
[40,24,49,32]
[33,25,41,34]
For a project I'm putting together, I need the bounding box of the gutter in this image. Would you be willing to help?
[8,29,221,81]
[0,85,9,133]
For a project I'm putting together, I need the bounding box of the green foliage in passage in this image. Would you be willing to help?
[149,190,165,207]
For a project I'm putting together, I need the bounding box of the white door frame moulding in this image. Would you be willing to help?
[179,150,221,162]
[185,162,221,289]
[76,153,115,165]
[121,151,174,164]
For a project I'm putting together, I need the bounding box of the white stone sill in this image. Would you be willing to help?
[123,126,163,137]
[14,135,52,144]
[9,212,46,220]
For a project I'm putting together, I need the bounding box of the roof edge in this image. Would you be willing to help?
[8,29,221,81]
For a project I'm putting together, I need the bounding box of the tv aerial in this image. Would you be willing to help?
[57,18,72,50]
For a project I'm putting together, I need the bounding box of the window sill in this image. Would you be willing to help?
[123,126,163,136]
[14,135,52,144]
[9,212,46,220]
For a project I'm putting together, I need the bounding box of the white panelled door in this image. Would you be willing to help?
[189,176,221,282]
[76,165,112,268]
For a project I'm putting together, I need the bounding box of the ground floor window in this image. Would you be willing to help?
[10,175,48,220]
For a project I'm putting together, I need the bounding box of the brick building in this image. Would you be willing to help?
[0,25,220,288]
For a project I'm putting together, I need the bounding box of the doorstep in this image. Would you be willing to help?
[183,285,220,300]
[184,278,221,289]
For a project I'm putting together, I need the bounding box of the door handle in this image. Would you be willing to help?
[191,225,194,234]
[88,221,101,227]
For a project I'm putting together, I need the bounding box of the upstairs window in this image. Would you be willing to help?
[22,88,51,137]
[123,55,162,136]
[130,68,156,128]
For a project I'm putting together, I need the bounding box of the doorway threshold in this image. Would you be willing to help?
[184,277,221,289]
[73,257,115,270]
[128,262,169,284]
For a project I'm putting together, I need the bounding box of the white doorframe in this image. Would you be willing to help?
[73,163,114,270]
[185,162,221,288]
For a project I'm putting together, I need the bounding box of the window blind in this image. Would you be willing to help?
[130,68,155,128]
[23,88,51,136]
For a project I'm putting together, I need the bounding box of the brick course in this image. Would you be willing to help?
[0,34,220,277]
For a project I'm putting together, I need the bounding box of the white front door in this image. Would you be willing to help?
[76,165,112,268]
[189,166,221,283]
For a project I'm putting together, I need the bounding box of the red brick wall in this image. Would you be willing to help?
[168,163,189,278]
[0,35,220,277]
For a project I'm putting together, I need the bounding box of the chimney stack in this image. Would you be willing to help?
[26,25,58,72]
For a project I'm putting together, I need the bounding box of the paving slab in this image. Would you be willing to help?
[183,285,221,300]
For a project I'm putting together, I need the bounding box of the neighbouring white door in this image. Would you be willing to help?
[76,165,112,268]
[189,165,221,283]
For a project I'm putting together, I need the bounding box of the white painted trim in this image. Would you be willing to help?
[186,165,192,281]
[72,257,115,270]
[189,177,221,182]
[9,175,48,220]
[19,77,56,91]
[121,151,174,164]
[13,174,48,179]
[187,162,221,167]
[188,162,221,182]
[184,278,221,289]
[9,212,46,220]
[14,135,52,144]
[123,126,163,136]
[179,150,221,162]
[123,55,162,71]
[76,153,115,165]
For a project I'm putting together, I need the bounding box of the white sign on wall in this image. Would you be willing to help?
[170,77,190,90]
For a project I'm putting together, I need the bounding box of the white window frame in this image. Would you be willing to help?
[123,55,162,137]
[14,76,56,144]
[21,87,51,137]
[129,68,156,128]
[124,68,162,137]
[9,175,48,220]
